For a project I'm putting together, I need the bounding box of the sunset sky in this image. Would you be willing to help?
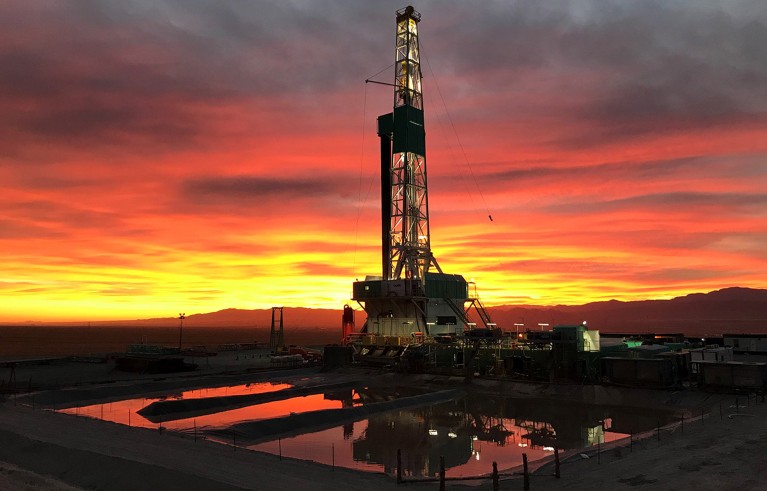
[2,1,766,322]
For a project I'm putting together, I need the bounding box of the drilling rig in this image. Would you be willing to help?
[352,6,493,341]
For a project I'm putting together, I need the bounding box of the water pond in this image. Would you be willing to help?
[61,384,679,478]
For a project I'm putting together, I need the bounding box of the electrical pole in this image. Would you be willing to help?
[178,313,186,351]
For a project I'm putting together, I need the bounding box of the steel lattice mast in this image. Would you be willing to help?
[352,6,485,339]
[379,6,441,282]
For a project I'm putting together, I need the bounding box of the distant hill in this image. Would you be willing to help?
[483,287,767,337]
[152,307,343,330]
[23,287,766,343]
[74,307,344,330]
[23,306,357,348]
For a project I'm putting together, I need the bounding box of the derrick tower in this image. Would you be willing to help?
[352,6,486,339]
[380,6,441,282]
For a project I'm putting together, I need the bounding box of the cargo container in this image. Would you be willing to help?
[694,361,767,392]
[601,357,677,388]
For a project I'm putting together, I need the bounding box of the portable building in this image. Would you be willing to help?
[601,357,677,388]
[695,361,767,392]
[723,334,767,354]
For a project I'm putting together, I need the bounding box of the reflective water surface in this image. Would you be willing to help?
[60,381,292,430]
[249,391,665,477]
[61,384,679,478]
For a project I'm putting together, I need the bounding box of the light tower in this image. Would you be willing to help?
[352,6,474,339]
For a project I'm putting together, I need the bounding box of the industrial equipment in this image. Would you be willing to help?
[269,306,284,352]
[351,6,493,340]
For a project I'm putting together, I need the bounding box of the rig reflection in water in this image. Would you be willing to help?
[254,388,680,478]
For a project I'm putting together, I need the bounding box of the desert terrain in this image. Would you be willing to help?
[2,358,766,490]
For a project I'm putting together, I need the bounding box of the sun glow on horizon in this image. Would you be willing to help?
[1,2,766,322]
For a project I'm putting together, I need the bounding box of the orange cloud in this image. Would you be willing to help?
[1,2,766,322]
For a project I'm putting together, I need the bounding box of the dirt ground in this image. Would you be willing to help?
[0,399,397,491]
[1,362,766,490]
[524,395,767,491]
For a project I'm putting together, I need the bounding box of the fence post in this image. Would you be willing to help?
[523,453,530,491]
[397,449,402,484]
[492,461,499,491]
[597,439,601,464]
[657,421,660,442]
[439,456,445,491]
[554,448,560,478]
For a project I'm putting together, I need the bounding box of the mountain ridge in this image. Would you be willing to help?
[17,287,764,338]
